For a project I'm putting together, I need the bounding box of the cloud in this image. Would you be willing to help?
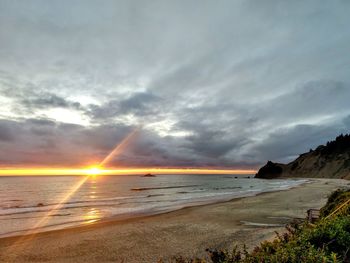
[0,120,17,142]
[248,123,346,163]
[343,115,350,128]
[0,76,83,116]
[0,1,349,168]
[22,93,81,110]
[87,91,162,121]
[252,81,350,126]
[0,118,190,167]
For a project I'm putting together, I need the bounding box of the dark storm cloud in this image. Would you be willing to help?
[119,92,161,114]
[88,91,162,120]
[0,118,209,167]
[0,118,126,166]
[253,81,350,124]
[177,120,249,158]
[23,93,80,109]
[249,124,346,163]
[163,79,350,165]
[0,120,17,142]
[343,115,350,128]
[25,118,56,127]
[0,1,349,168]
[0,76,83,114]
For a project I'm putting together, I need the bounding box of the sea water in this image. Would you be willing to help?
[0,174,307,238]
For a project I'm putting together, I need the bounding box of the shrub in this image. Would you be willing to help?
[320,189,350,217]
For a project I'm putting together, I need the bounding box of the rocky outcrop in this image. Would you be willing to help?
[255,161,285,179]
[255,134,350,180]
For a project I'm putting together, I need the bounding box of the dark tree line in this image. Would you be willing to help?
[314,133,350,155]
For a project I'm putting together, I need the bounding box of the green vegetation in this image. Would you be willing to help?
[165,189,350,263]
[320,189,350,217]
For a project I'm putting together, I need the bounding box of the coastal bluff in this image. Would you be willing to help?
[255,134,350,180]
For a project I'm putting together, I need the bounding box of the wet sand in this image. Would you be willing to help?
[0,178,348,263]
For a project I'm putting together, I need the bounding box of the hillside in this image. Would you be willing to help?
[255,134,350,179]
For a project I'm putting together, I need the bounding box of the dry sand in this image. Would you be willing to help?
[0,178,348,263]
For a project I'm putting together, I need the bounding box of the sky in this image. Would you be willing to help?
[0,0,349,169]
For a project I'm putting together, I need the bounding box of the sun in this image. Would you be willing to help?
[85,167,102,176]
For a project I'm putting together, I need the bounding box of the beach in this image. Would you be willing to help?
[0,178,348,263]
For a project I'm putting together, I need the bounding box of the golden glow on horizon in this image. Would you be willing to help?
[0,167,256,176]
[85,167,102,175]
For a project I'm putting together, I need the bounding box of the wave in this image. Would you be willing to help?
[0,180,307,219]
[213,186,242,190]
[0,194,147,210]
[0,197,179,217]
[147,194,165,198]
[131,185,199,191]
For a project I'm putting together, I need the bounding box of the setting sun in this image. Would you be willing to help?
[85,167,102,175]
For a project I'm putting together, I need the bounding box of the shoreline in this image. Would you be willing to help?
[0,178,309,240]
[0,178,348,262]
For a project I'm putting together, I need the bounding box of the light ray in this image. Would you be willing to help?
[28,176,89,233]
[6,176,89,254]
[6,128,141,254]
[99,128,139,167]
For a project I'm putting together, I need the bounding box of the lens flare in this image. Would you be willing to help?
[5,128,140,256]
[99,128,139,167]
[5,176,89,254]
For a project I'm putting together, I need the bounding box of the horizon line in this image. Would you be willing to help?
[0,167,256,176]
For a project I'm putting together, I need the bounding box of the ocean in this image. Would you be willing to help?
[0,174,307,238]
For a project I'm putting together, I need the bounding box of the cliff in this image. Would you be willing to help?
[255,134,350,180]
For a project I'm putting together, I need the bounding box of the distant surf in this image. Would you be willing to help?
[0,174,307,238]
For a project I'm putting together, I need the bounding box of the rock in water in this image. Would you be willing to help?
[142,173,156,177]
